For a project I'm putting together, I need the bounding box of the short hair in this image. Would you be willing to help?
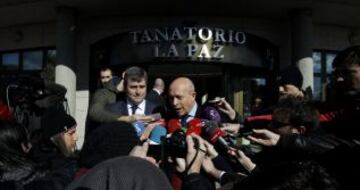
[332,45,360,68]
[99,66,113,75]
[123,66,148,87]
[271,97,319,133]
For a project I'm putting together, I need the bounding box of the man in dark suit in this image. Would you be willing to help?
[168,77,200,125]
[167,77,240,125]
[146,78,166,107]
[107,66,162,118]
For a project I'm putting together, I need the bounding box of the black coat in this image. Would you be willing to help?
[146,89,166,107]
[0,159,77,190]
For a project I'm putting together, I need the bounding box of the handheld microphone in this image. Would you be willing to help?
[167,119,182,133]
[186,118,202,136]
[132,121,145,137]
[241,114,273,136]
[147,125,166,162]
[0,102,13,120]
[204,121,230,149]
[149,125,167,145]
[201,105,222,124]
[245,115,272,122]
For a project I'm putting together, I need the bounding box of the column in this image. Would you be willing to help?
[55,6,77,116]
[291,8,314,92]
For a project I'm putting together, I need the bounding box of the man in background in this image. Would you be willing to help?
[99,67,113,87]
[147,78,166,107]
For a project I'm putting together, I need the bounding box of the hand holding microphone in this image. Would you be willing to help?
[209,97,236,120]
[140,119,165,142]
[227,147,256,173]
[203,121,230,150]
[186,134,207,174]
[148,123,167,145]
[165,118,204,159]
[221,123,241,136]
[247,129,280,147]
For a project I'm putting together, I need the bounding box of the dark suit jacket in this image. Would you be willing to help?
[146,89,166,107]
[164,103,222,121]
[106,99,163,116]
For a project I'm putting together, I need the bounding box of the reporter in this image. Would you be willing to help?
[182,134,213,190]
[0,120,77,190]
[247,129,280,147]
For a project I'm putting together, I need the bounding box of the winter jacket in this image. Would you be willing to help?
[88,81,123,123]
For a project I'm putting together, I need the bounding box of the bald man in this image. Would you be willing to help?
[169,77,205,126]
[168,77,199,125]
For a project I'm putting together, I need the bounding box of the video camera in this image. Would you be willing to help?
[160,118,237,158]
[6,76,45,107]
[147,118,204,159]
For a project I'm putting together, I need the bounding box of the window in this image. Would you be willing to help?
[0,48,55,72]
[2,53,19,70]
[312,50,337,101]
[23,51,43,70]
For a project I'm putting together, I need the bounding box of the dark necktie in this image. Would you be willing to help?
[180,115,190,127]
[131,105,138,115]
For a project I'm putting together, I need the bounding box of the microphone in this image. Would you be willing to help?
[201,105,222,124]
[0,101,13,120]
[245,115,272,122]
[132,121,145,137]
[167,119,182,133]
[149,125,167,145]
[186,118,203,136]
[241,114,273,136]
[203,121,230,149]
[147,125,166,161]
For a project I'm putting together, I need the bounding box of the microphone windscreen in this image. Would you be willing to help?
[186,118,202,136]
[204,120,218,133]
[245,115,272,122]
[167,119,181,133]
[149,125,167,145]
[201,106,222,123]
[203,121,225,143]
[0,102,12,120]
[244,115,272,130]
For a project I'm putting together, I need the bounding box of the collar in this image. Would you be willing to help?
[127,99,146,111]
[188,102,198,118]
[153,88,161,95]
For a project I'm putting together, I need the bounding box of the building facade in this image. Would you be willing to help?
[0,0,359,147]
